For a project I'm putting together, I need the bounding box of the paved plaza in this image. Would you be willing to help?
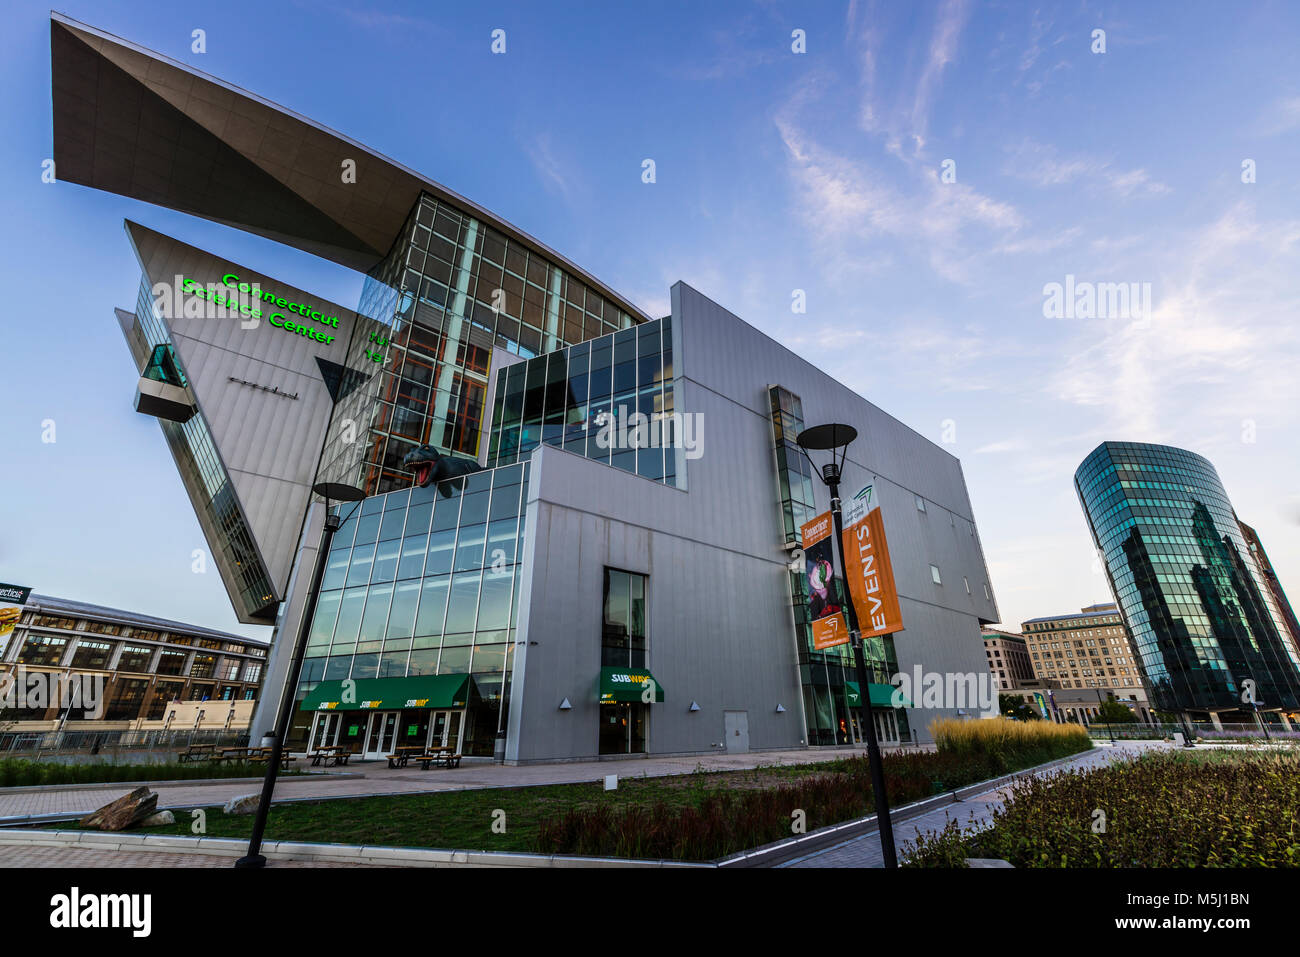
[781,741,1156,867]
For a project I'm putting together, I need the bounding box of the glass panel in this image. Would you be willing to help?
[414,576,450,638]
[398,534,428,580]
[476,571,515,631]
[332,587,367,645]
[445,571,483,634]
[358,582,393,644]
[425,528,457,575]
[387,580,421,640]
[345,543,375,587]
[371,538,401,583]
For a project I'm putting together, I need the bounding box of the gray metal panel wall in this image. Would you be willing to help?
[126,221,378,607]
[505,282,999,760]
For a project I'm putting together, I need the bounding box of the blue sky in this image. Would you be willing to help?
[1,0,1298,641]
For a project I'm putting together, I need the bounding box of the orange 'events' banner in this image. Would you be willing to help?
[841,507,904,638]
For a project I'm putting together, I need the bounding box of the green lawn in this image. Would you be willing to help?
[72,736,1090,859]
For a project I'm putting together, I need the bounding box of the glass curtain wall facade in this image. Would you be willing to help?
[287,462,530,755]
[486,318,678,486]
[131,279,276,620]
[319,193,641,496]
[768,387,905,746]
[1076,442,1300,716]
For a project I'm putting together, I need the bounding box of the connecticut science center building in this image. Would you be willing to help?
[52,14,999,763]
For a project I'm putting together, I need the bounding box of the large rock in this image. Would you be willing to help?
[79,787,158,831]
[140,810,175,827]
[223,793,261,815]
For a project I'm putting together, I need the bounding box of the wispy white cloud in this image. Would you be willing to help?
[1007,140,1170,196]
[526,133,573,198]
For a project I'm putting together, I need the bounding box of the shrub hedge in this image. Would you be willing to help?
[905,750,1300,867]
[0,759,281,788]
[538,718,1092,860]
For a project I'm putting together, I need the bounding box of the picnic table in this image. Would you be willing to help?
[177,743,216,763]
[411,745,461,770]
[248,747,297,769]
[386,745,425,769]
[310,745,352,768]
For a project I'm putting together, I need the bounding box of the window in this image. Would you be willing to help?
[915,495,927,513]
[963,576,971,595]
[116,645,154,673]
[18,635,67,666]
[602,568,646,668]
[929,564,942,585]
[70,640,113,671]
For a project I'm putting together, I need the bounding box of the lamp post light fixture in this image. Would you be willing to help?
[795,422,898,869]
[236,480,364,869]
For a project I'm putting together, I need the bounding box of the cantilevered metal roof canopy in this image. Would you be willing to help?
[49,12,648,322]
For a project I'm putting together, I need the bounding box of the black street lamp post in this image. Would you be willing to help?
[236,481,364,869]
[796,423,898,869]
[1094,689,1116,745]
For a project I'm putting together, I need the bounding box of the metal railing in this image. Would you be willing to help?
[0,728,251,760]
[1081,721,1300,741]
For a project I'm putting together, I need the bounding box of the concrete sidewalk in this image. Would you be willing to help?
[780,741,1158,867]
[0,746,883,824]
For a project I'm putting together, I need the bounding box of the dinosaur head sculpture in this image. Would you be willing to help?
[402,444,484,497]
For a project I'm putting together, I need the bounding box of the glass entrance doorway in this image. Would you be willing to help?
[310,712,341,751]
[363,711,400,760]
[429,709,463,751]
[599,702,647,754]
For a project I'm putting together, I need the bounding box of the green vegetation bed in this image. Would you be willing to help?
[905,750,1300,867]
[0,759,297,788]
[60,719,1092,860]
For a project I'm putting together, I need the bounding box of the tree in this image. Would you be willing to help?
[1097,699,1137,723]
[1000,693,1041,721]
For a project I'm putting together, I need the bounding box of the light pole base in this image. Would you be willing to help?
[234,854,267,869]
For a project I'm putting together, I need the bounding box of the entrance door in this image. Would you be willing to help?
[428,710,465,752]
[310,713,340,751]
[364,712,400,759]
[724,710,750,753]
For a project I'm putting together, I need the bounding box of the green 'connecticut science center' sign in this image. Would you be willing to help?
[180,274,340,346]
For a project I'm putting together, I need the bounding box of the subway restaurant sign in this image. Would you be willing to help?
[176,273,340,347]
[299,675,470,711]
[599,667,665,703]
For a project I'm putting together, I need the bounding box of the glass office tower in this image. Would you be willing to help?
[1075,442,1300,719]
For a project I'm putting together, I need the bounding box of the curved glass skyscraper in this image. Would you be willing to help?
[1076,442,1300,721]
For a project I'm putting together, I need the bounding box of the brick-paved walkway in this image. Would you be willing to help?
[0,746,895,823]
[781,742,1158,868]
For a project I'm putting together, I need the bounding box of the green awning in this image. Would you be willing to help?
[299,675,470,712]
[599,667,665,703]
[846,681,912,709]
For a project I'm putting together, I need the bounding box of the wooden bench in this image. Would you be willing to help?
[413,752,462,769]
[386,752,409,769]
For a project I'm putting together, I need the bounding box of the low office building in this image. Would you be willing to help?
[52,14,1000,762]
[1020,603,1152,722]
[0,592,266,733]
[980,628,1035,689]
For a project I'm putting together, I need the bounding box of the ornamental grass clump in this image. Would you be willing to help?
[929,717,1091,773]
